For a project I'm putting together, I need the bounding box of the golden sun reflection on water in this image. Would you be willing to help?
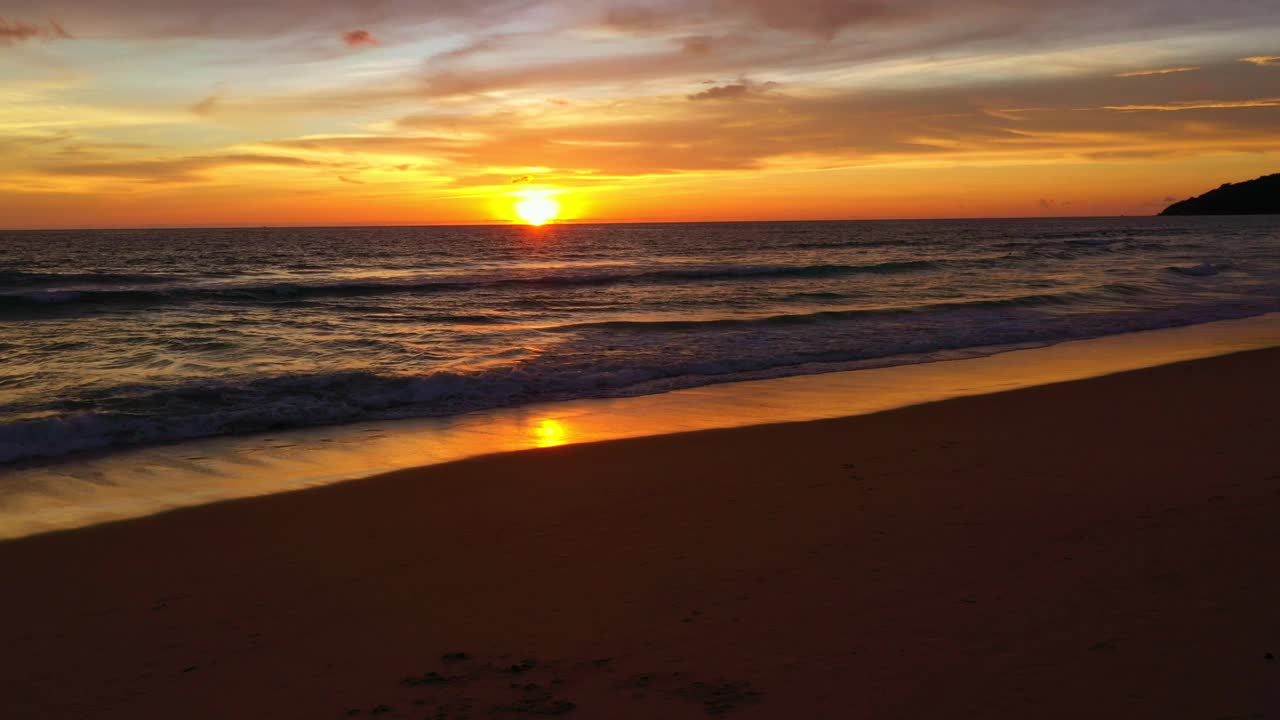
[532,418,570,447]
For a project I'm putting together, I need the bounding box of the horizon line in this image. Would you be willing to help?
[0,213,1159,233]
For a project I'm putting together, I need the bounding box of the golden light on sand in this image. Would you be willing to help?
[513,191,561,226]
[532,418,569,447]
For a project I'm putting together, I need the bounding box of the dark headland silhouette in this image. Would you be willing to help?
[1160,173,1280,215]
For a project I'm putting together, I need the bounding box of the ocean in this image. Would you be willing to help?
[3,216,1279,467]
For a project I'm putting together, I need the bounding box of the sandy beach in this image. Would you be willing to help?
[2,347,1278,719]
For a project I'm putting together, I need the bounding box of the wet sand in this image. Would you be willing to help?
[2,348,1278,719]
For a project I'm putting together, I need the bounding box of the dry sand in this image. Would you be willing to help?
[2,348,1278,719]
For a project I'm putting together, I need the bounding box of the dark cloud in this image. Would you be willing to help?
[269,134,466,155]
[1102,98,1280,111]
[440,172,536,187]
[1083,150,1175,161]
[0,18,72,44]
[601,6,683,33]
[418,47,721,97]
[0,1,524,39]
[601,0,907,39]
[57,154,323,182]
[597,0,1276,48]
[189,85,224,116]
[338,175,365,184]
[9,0,1271,53]
[719,0,907,38]
[0,18,41,43]
[382,0,1275,103]
[341,29,376,47]
[680,35,717,55]
[255,59,1280,180]
[0,130,73,150]
[0,130,150,166]
[12,3,1280,201]
[688,79,778,100]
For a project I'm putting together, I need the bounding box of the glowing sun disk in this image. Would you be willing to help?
[514,192,560,225]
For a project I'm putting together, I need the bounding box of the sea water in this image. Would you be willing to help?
[3,216,1279,466]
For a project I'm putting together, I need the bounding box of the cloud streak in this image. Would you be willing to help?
[687,80,779,101]
[0,1,526,38]
[56,154,325,182]
[241,60,1280,182]
[189,85,225,117]
[1103,98,1280,112]
[0,17,72,44]
[1116,66,1199,77]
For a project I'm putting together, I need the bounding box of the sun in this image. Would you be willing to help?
[513,191,560,226]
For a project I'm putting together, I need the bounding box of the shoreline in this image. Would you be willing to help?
[2,347,1278,718]
[3,312,1279,540]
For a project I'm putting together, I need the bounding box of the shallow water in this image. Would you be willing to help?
[2,313,1277,539]
[2,216,1279,465]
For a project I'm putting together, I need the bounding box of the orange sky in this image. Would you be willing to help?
[1,1,1278,228]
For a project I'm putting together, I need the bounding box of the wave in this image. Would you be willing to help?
[0,270,178,288]
[782,237,922,250]
[1002,226,1196,243]
[4,218,1276,467]
[548,284,1155,333]
[1168,263,1226,277]
[4,296,1273,466]
[0,259,950,314]
[2,294,1275,465]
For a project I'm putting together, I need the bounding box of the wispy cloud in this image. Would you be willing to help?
[1116,66,1199,77]
[0,18,72,45]
[1103,98,1280,111]
[687,79,779,101]
[0,1,526,38]
[56,154,325,182]
[240,70,1280,181]
[6,0,1280,224]
[189,85,225,117]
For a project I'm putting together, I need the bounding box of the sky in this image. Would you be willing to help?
[1,0,1278,228]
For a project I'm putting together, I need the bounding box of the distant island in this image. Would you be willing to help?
[1160,173,1280,215]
